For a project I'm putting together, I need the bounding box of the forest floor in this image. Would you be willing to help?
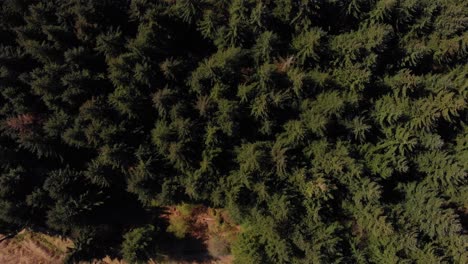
[0,229,72,264]
[0,205,239,264]
[157,205,239,264]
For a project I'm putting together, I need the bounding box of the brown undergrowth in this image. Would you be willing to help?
[0,229,72,264]
[0,205,239,264]
[160,204,240,263]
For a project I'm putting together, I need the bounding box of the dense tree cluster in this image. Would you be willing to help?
[0,0,467,262]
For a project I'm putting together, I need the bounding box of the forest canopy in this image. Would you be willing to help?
[0,0,467,263]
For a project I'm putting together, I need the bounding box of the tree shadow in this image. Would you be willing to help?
[157,232,213,262]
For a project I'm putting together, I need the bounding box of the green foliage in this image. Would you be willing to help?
[121,225,157,264]
[166,204,194,239]
[292,28,326,64]
[166,215,189,239]
[232,230,267,264]
[0,0,466,262]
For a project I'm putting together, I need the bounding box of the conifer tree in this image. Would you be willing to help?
[0,0,466,262]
